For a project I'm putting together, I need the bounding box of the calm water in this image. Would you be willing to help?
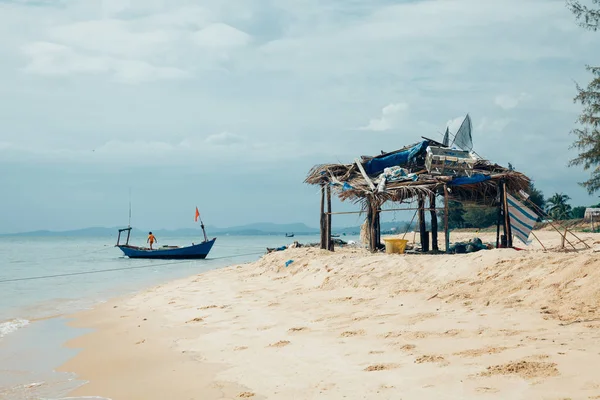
[0,233,343,399]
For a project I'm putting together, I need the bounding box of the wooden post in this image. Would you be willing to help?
[429,192,439,251]
[320,184,326,250]
[444,185,450,253]
[326,184,333,251]
[502,182,513,248]
[496,182,502,249]
[366,198,375,252]
[375,204,381,251]
[370,201,377,252]
[418,194,428,252]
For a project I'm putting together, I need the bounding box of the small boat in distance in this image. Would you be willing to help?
[285,233,294,237]
[331,234,340,238]
[116,227,216,259]
[115,206,216,259]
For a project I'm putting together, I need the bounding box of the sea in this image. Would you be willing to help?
[0,233,357,400]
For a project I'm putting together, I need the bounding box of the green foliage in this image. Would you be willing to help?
[446,201,466,229]
[572,206,587,218]
[440,201,498,229]
[567,0,600,31]
[463,207,498,228]
[546,193,573,220]
[526,182,546,211]
[567,1,600,193]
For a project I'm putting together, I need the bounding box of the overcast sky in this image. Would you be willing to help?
[1,0,599,234]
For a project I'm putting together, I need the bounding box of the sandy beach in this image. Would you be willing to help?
[60,231,600,400]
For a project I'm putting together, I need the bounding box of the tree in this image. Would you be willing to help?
[572,206,587,218]
[463,207,498,228]
[546,193,573,220]
[567,1,600,194]
[439,201,466,229]
[527,182,546,211]
[567,0,600,30]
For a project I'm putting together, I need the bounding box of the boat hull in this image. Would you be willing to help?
[117,238,216,259]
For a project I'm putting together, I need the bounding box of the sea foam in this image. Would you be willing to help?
[0,318,30,338]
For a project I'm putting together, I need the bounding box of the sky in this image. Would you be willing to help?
[1,0,599,234]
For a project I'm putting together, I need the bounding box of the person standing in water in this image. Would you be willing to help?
[147,232,157,249]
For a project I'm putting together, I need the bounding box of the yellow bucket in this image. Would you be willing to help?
[383,238,408,254]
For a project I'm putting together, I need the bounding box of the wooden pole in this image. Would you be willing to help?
[375,204,381,250]
[320,184,326,250]
[366,198,375,252]
[370,201,377,252]
[529,230,547,251]
[444,185,450,253]
[418,194,428,252]
[501,183,509,247]
[502,182,513,248]
[326,184,333,251]
[429,192,439,251]
[522,197,580,250]
[496,182,502,248]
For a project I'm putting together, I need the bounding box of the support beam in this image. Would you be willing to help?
[496,182,502,249]
[502,182,513,248]
[374,205,381,251]
[444,185,450,253]
[327,184,334,251]
[354,158,376,191]
[320,184,326,250]
[418,194,428,252]
[501,182,508,247]
[366,198,375,252]
[429,192,439,251]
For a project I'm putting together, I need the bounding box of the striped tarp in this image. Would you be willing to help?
[506,193,538,244]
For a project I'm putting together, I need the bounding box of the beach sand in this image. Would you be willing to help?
[60,231,600,399]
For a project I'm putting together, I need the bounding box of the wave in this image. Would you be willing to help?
[0,318,30,338]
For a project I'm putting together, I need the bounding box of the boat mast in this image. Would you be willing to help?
[128,187,132,228]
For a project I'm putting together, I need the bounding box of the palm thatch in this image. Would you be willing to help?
[304,143,530,208]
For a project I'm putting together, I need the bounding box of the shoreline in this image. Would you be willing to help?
[59,231,600,399]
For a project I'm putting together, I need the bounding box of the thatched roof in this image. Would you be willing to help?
[305,140,530,207]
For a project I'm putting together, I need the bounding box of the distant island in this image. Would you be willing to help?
[0,221,413,238]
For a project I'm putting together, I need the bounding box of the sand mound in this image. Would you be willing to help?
[364,364,398,371]
[250,231,600,323]
[480,360,559,379]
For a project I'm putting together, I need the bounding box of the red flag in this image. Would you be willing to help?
[195,207,200,222]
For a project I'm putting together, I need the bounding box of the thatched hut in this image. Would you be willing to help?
[305,139,530,252]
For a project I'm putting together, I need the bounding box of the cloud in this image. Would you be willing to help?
[21,41,188,83]
[2,0,600,232]
[358,103,408,131]
[193,23,251,48]
[494,93,530,110]
[476,117,512,133]
[49,19,174,58]
[204,131,245,145]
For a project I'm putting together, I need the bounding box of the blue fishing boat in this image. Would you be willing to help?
[115,207,216,259]
[116,234,216,259]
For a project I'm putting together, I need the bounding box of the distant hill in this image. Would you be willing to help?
[1,221,416,237]
[0,223,319,237]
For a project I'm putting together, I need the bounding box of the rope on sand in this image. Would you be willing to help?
[0,251,265,284]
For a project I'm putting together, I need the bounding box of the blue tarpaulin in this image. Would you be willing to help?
[363,141,428,176]
[449,174,490,186]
